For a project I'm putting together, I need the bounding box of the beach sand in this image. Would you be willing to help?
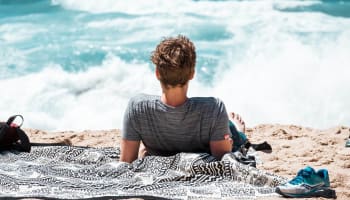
[25,124,350,200]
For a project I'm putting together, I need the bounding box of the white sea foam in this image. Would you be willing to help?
[1,55,158,131]
[54,0,216,15]
[1,0,350,131]
[0,24,44,43]
[2,34,349,131]
[215,31,350,128]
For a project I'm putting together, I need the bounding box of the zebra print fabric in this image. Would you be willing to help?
[0,146,286,199]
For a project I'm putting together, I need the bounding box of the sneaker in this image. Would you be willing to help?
[276,166,336,198]
[346,138,350,147]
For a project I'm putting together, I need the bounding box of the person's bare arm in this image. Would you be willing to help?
[210,137,232,160]
[120,139,140,163]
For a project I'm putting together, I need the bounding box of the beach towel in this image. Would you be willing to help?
[0,146,287,199]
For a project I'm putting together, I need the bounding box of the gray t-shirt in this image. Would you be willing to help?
[122,94,230,156]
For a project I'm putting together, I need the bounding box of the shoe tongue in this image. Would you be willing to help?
[301,166,315,176]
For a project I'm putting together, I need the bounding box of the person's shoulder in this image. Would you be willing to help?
[129,94,159,106]
[190,97,224,106]
[189,97,227,115]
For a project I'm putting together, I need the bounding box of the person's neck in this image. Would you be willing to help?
[161,84,189,107]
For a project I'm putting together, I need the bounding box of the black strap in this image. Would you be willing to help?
[6,115,24,127]
[30,143,90,149]
[31,142,70,147]
[250,141,272,153]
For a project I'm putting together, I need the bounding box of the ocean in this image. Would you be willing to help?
[1,0,350,131]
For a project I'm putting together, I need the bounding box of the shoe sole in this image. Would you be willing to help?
[275,187,337,199]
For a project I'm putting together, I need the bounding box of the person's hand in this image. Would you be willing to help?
[210,138,232,160]
[138,142,148,158]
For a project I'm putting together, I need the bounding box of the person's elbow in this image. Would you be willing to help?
[209,139,232,160]
[120,154,137,163]
[120,139,140,163]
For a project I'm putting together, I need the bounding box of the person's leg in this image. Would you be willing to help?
[229,112,248,152]
[229,112,245,133]
[229,112,273,153]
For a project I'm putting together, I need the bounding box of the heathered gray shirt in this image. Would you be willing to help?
[122,94,230,156]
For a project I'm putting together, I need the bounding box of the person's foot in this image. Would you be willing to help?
[229,112,246,133]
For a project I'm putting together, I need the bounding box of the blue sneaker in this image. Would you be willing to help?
[276,166,336,198]
[346,138,350,147]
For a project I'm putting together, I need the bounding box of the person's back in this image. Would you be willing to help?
[120,35,232,163]
[123,94,229,156]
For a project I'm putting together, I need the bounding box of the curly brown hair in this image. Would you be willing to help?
[151,35,196,88]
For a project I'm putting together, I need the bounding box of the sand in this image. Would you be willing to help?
[25,124,350,200]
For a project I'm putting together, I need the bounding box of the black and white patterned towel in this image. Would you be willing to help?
[0,146,286,199]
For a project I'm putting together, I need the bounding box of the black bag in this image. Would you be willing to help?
[0,115,31,152]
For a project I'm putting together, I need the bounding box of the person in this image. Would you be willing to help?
[120,35,235,163]
[228,112,248,152]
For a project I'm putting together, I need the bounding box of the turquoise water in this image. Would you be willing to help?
[1,0,350,130]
